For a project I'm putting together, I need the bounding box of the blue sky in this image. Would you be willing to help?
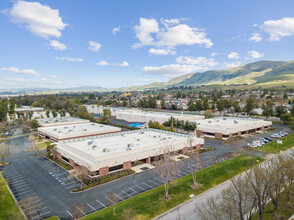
[1,0,294,89]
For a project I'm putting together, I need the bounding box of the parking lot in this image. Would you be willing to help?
[2,164,52,219]
[0,135,235,219]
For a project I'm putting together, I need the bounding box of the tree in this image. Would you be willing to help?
[52,110,58,118]
[280,113,291,123]
[0,100,8,122]
[262,100,274,119]
[0,143,10,164]
[188,98,195,111]
[223,99,232,114]
[29,119,39,129]
[71,203,84,219]
[73,166,87,190]
[28,135,41,156]
[170,123,176,132]
[122,100,128,107]
[153,147,180,199]
[195,100,202,112]
[99,109,112,125]
[216,99,224,115]
[88,93,95,100]
[46,143,56,158]
[108,191,119,216]
[46,110,50,118]
[232,101,242,116]
[245,97,256,115]
[275,105,287,118]
[291,105,294,117]
[8,98,15,118]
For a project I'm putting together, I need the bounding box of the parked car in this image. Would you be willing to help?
[264,137,272,142]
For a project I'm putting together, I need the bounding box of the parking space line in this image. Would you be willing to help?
[142,182,152,188]
[135,185,145,191]
[12,185,31,191]
[105,195,114,204]
[96,199,106,208]
[11,182,29,187]
[67,210,74,218]
[5,173,22,178]
[148,180,159,186]
[29,206,47,214]
[121,190,131,197]
[28,202,44,209]
[87,203,96,211]
[4,171,19,176]
[77,206,85,215]
[10,179,26,184]
[114,193,123,201]
[17,189,34,195]
[32,210,51,219]
[129,187,138,194]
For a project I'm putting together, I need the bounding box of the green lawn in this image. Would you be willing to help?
[0,139,8,143]
[46,216,60,220]
[83,155,261,220]
[258,133,294,153]
[0,172,24,220]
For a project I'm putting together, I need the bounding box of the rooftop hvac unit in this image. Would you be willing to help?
[53,128,57,131]
[92,145,97,150]
[234,120,238,124]
[126,147,132,151]
[103,148,110,152]
[137,139,140,141]
[128,143,134,148]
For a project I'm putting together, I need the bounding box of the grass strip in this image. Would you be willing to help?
[0,172,24,220]
[83,155,261,220]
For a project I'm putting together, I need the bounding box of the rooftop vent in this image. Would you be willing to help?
[103,148,110,152]
[126,147,132,151]
[92,145,97,150]
[128,143,134,148]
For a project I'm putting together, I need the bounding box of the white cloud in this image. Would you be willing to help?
[88,41,101,52]
[1,67,40,76]
[133,18,159,47]
[48,74,58,79]
[8,1,67,38]
[228,52,240,59]
[143,56,218,78]
[118,61,129,67]
[148,48,176,55]
[262,17,294,41]
[248,50,264,59]
[249,33,262,42]
[223,62,241,69]
[49,40,67,50]
[112,26,120,35]
[2,77,28,83]
[56,57,83,62]
[160,18,180,28]
[176,56,218,67]
[133,17,213,49]
[96,60,109,66]
[210,52,218,56]
[142,64,203,78]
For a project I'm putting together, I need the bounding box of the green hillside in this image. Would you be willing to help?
[130,60,294,90]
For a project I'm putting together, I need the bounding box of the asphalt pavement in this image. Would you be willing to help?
[3,125,289,219]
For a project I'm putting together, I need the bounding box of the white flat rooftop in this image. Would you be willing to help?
[15,106,44,112]
[37,117,90,127]
[57,129,204,171]
[197,117,272,134]
[38,122,121,140]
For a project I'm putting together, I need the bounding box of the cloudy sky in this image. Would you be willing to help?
[1,0,294,89]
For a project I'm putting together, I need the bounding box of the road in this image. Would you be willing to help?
[0,124,291,219]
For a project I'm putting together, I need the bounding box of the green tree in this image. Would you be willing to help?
[29,119,40,129]
[188,98,195,111]
[262,100,274,119]
[245,97,256,115]
[52,110,58,118]
[275,105,287,118]
[170,123,176,132]
[100,109,112,124]
[89,93,95,100]
[122,100,128,107]
[195,100,202,112]
[0,100,8,122]
[46,110,50,118]
[280,113,291,123]
[216,99,224,115]
[232,101,242,116]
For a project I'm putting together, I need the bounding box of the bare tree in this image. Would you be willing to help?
[28,135,41,156]
[122,208,136,220]
[0,142,10,164]
[153,147,180,199]
[195,197,230,220]
[71,203,84,219]
[19,196,42,220]
[243,163,271,220]
[73,166,87,190]
[220,175,257,220]
[108,191,119,216]
[187,150,202,189]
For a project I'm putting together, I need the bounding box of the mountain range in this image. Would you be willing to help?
[129,60,294,90]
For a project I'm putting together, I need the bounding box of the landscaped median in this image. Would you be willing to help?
[258,133,294,153]
[83,155,262,220]
[0,172,24,220]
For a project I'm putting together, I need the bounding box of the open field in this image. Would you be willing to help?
[258,133,294,153]
[83,155,261,220]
